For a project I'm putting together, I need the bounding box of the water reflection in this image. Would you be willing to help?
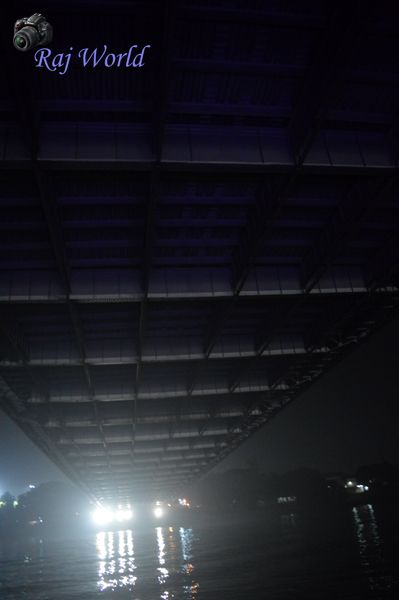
[280,512,297,534]
[1,511,398,600]
[156,527,169,585]
[352,503,393,595]
[96,530,137,591]
[179,527,199,599]
[96,526,199,598]
[353,504,380,565]
[154,526,199,599]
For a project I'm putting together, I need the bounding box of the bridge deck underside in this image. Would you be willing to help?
[1,1,399,502]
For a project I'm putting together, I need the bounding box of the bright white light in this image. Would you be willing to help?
[364,485,369,491]
[115,509,133,522]
[92,507,114,526]
[154,506,163,518]
[28,484,36,490]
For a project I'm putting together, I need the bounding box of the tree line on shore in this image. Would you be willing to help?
[189,462,399,509]
[1,462,398,531]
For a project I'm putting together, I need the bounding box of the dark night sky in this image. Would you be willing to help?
[1,315,399,496]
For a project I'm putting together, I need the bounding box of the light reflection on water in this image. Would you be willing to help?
[96,526,199,598]
[179,527,199,597]
[1,508,398,599]
[352,503,395,596]
[353,504,381,563]
[96,529,137,591]
[279,512,297,534]
[156,526,169,587]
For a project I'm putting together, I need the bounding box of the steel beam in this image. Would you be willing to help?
[288,4,358,165]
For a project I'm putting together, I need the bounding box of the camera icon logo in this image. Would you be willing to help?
[14,13,53,52]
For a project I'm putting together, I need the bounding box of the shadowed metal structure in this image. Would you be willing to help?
[1,1,399,502]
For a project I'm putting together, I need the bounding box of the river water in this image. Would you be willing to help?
[0,503,398,599]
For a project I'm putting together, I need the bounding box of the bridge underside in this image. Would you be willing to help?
[1,2,399,502]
